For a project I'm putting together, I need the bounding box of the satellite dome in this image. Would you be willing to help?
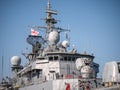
[75,58,86,70]
[11,56,21,66]
[62,40,69,48]
[48,31,60,44]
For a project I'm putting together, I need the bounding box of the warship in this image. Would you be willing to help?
[0,0,120,90]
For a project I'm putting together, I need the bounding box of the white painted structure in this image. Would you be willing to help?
[102,61,120,82]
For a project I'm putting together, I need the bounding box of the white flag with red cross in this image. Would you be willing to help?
[31,28,39,36]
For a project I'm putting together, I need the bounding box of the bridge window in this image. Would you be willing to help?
[54,56,58,60]
[64,57,67,60]
[117,62,120,73]
[60,57,63,61]
[49,56,59,61]
[49,56,53,61]
[68,57,71,61]
[72,57,76,61]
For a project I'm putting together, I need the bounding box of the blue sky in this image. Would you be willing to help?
[0,0,120,80]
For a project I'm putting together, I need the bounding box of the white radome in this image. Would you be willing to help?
[62,40,69,48]
[48,31,60,44]
[11,56,21,66]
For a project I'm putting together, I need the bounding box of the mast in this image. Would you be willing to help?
[1,56,3,82]
[47,0,50,9]
[46,0,57,32]
[25,0,71,61]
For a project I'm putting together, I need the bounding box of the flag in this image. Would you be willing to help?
[31,28,39,36]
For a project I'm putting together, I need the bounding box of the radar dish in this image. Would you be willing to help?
[27,35,44,46]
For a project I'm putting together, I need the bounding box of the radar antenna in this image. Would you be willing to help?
[46,0,57,31]
[47,0,50,9]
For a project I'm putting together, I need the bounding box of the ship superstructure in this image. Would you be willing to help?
[0,1,120,90]
[10,1,100,90]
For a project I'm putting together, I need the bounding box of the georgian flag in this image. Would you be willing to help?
[31,28,39,36]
